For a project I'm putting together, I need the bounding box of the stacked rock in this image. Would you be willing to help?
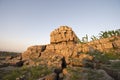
[45,26,80,57]
[50,26,78,44]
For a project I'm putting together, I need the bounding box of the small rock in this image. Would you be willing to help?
[63,68,68,75]
[45,73,57,80]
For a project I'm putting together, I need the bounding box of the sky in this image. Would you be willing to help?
[0,0,120,52]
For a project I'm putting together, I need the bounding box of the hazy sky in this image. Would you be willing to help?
[0,0,120,52]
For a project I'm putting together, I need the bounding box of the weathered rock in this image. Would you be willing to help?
[59,73,64,80]
[22,45,46,60]
[63,68,68,75]
[50,26,79,44]
[113,39,120,48]
[65,54,93,67]
[39,51,64,68]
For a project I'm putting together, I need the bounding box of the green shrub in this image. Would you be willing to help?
[87,50,120,63]
[2,65,53,80]
[3,70,21,80]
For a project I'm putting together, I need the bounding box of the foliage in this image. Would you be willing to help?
[66,67,83,80]
[65,67,104,80]
[2,65,53,80]
[78,28,120,43]
[87,49,120,63]
[87,69,104,80]
[99,29,120,39]
[3,69,22,80]
[91,35,98,41]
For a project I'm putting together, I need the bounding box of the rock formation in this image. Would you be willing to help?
[1,26,120,80]
[19,26,120,80]
[46,26,79,57]
[21,26,120,67]
[21,26,94,67]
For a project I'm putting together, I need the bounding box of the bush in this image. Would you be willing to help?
[87,50,120,64]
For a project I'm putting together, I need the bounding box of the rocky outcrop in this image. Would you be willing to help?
[46,26,79,57]
[36,51,64,68]
[21,26,120,68]
[1,26,120,80]
[65,54,93,67]
[21,26,94,68]
[19,26,120,80]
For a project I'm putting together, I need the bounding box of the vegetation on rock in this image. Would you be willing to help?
[2,65,53,80]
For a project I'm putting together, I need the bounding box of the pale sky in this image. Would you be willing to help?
[0,0,120,52]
